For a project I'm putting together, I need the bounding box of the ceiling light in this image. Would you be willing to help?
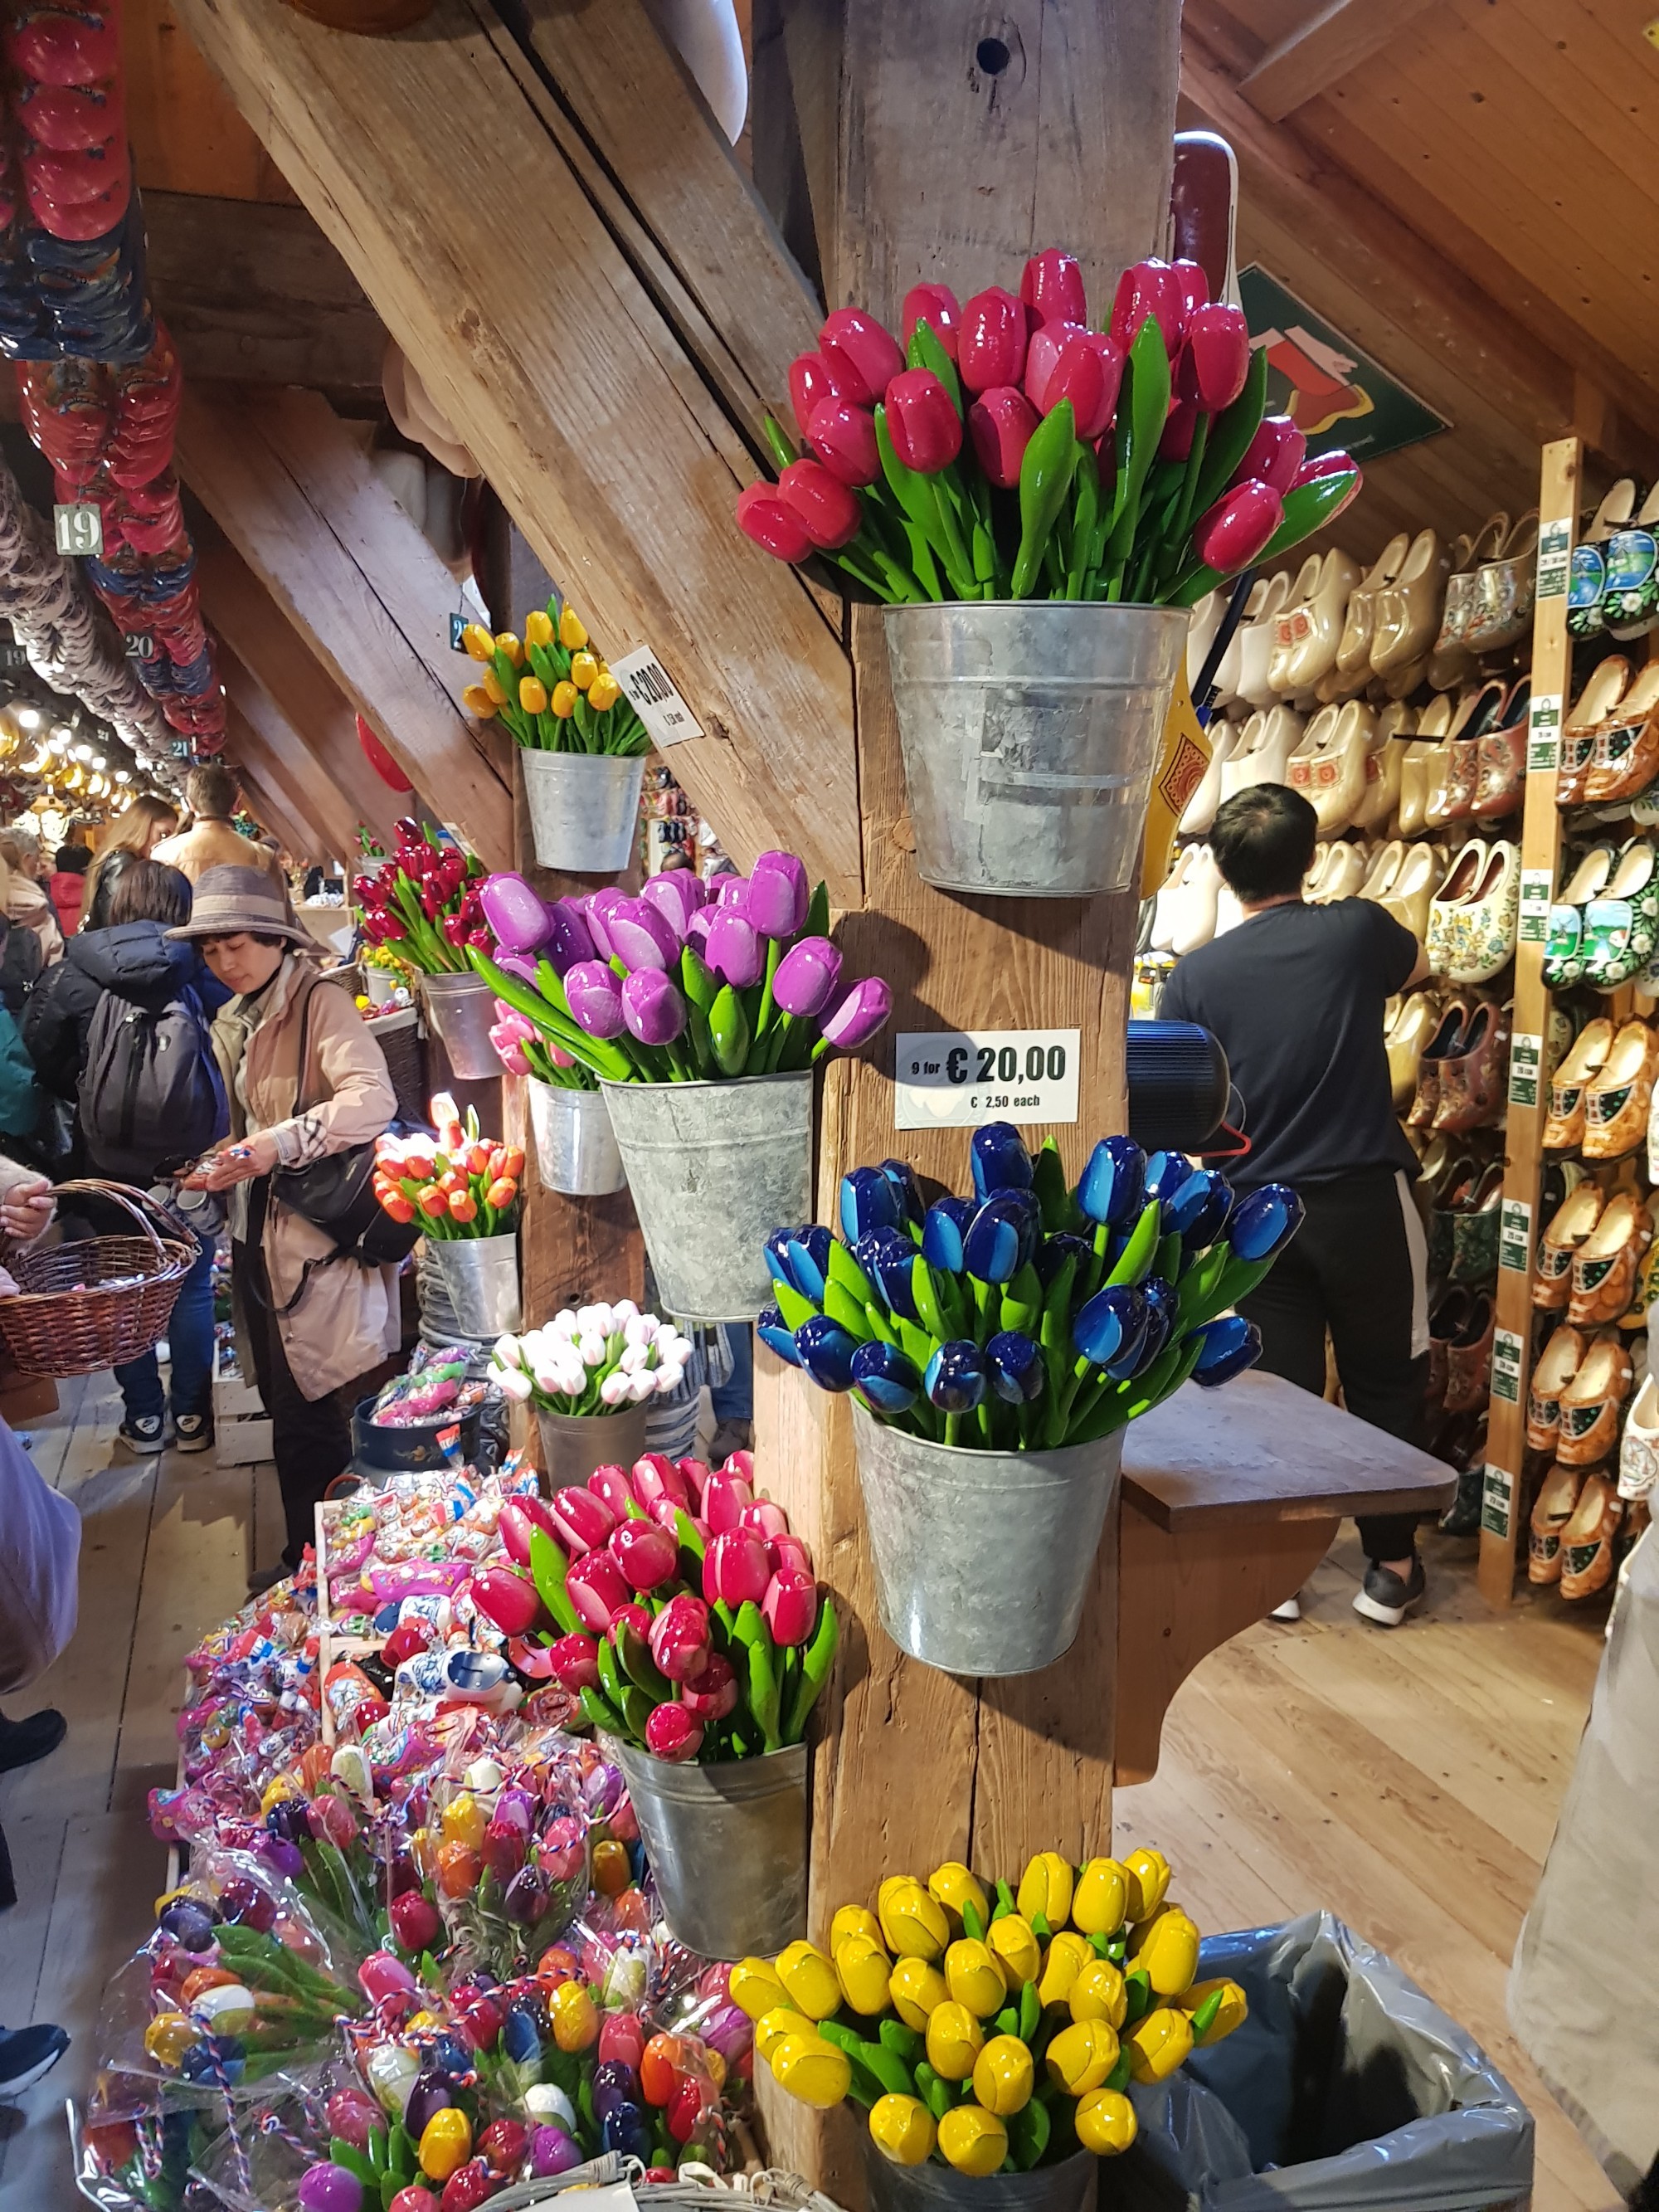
[15,704,41,732]
[114,767,130,784]
[72,742,91,762]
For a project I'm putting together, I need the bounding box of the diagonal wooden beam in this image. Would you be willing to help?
[169,0,863,903]
[1238,0,1440,121]
[235,758,327,868]
[219,643,387,861]
[225,704,347,862]
[177,381,513,865]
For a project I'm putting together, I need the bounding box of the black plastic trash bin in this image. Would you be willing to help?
[1117,1912,1534,2212]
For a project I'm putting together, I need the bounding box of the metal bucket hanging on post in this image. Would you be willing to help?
[420,970,501,1080]
[598,1073,813,1321]
[849,1403,1121,1677]
[864,2143,1097,2212]
[611,1739,807,1960]
[519,748,645,875]
[428,1233,521,1338]
[528,1079,627,1197]
[537,1402,650,1488]
[883,601,1189,898]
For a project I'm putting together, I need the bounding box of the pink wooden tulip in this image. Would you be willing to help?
[820,306,904,405]
[1233,414,1305,495]
[609,1518,679,1593]
[1193,480,1284,573]
[902,281,961,359]
[740,1498,790,1540]
[470,1564,543,1639]
[645,1703,703,1762]
[957,286,1028,393]
[703,1527,771,1608]
[1170,257,1209,325]
[700,1465,754,1535]
[788,348,855,436]
[547,1634,602,1692]
[649,1593,713,1683]
[762,1567,818,1648]
[771,1532,815,1579]
[736,482,813,563]
[1108,257,1183,353]
[1178,303,1250,412]
[884,368,962,473]
[549,1486,615,1556]
[968,385,1039,490]
[588,1464,640,1518]
[1024,324,1121,440]
[777,457,862,549]
[567,1550,631,1634]
[805,397,880,488]
[633,1453,692,1513]
[681,1654,739,1721]
[1019,248,1087,329]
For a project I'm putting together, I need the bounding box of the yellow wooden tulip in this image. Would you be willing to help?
[770,2031,851,2109]
[524,609,554,649]
[888,1956,948,2031]
[588,671,621,712]
[835,1932,894,2016]
[461,683,497,719]
[928,1860,990,1930]
[570,650,598,691]
[1017,1851,1074,1927]
[971,2033,1034,2117]
[518,675,548,715]
[831,1904,883,1954]
[1133,1907,1200,1998]
[755,2006,816,2063]
[1076,2088,1138,2155]
[944,1937,1007,2019]
[460,622,494,662]
[1068,1957,1127,2029]
[1182,1978,1248,2045]
[879,1879,949,1962]
[776,1939,842,2021]
[551,680,577,718]
[1126,2005,1193,2084]
[728,1956,788,2022]
[869,2094,936,2166]
[924,2000,984,2081]
[494,631,523,667]
[1122,1846,1170,1922]
[557,606,587,650]
[418,2108,472,2183]
[938,2106,1008,2177]
[1044,2017,1119,2096]
[1072,1856,1131,1937]
[1035,1930,1094,2010]
[987,1912,1042,1987]
[482,668,508,706]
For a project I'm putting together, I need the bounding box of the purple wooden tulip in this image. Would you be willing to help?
[747,850,809,939]
[642,872,704,939]
[495,950,542,987]
[588,886,630,958]
[704,907,765,988]
[479,872,553,956]
[545,898,596,976]
[687,908,714,954]
[565,960,626,1039]
[531,2127,583,2179]
[581,893,615,959]
[820,976,893,1050]
[714,875,751,909]
[608,897,681,971]
[773,935,842,1017]
[621,967,687,1046]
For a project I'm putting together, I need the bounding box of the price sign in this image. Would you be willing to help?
[610,646,704,748]
[1535,518,1571,601]
[54,501,102,557]
[1499,1197,1532,1274]
[1491,1328,1525,1406]
[1508,1030,1543,1108]
[1526,693,1561,775]
[124,631,156,661]
[894,1028,1080,1131]
[1481,1462,1515,1540]
[1519,870,1553,943]
[168,738,193,759]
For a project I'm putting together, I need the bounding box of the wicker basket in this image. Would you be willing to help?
[369,1005,428,1124]
[0,1179,194,1376]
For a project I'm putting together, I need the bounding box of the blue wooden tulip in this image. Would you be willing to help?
[757,1303,803,1367]
[922,1196,975,1274]
[1162,1166,1217,1238]
[1178,1169,1234,1252]
[786,1230,830,1303]
[1034,1230,1091,1288]
[986,1329,1045,1403]
[1073,1284,1147,1371]
[971,1120,1034,1200]
[1139,1276,1178,1367]
[851,1339,922,1413]
[504,2003,542,2064]
[840,1165,902,1245]
[962,1190,1039,1284]
[854,1227,920,1319]
[1144,1150,1197,1219]
[795,1313,860,1391]
[878,1157,926,1225]
[763,1226,795,1290]
[1190,1313,1262,1386]
[602,2103,653,2161]
[1076,1136,1146,1228]
[924,1338,986,1412]
[1228,1183,1303,1263]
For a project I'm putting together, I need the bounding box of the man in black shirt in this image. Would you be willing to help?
[1160,782,1432,1626]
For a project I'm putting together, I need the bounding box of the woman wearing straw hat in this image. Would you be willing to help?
[175,865,401,1592]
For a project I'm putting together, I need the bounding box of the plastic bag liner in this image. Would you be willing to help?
[1114,1912,1533,2212]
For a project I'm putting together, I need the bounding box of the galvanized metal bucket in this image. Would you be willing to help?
[598,1073,813,1321]
[420,969,501,1080]
[538,1402,650,1488]
[864,2142,1097,2212]
[528,1079,627,1197]
[428,1232,521,1337]
[611,1738,807,1960]
[850,1402,1121,1677]
[883,601,1189,897]
[520,748,645,875]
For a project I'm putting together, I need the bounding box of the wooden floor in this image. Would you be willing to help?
[0,1383,1618,2210]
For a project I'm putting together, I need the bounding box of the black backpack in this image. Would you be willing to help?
[78,980,228,1183]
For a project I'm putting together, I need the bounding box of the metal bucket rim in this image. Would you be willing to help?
[538,1406,650,1434]
[420,969,493,997]
[598,1070,813,1099]
[518,747,645,777]
[610,1736,807,1807]
[883,598,1190,626]
[850,1400,1118,1480]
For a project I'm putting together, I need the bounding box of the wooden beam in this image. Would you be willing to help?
[169,0,864,902]
[219,645,387,861]
[177,382,513,865]
[144,189,384,392]
[1238,0,1441,122]
[235,756,331,868]
[224,699,348,860]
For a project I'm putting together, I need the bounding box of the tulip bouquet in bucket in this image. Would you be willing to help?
[489,1307,693,1420]
[375,1097,523,1239]
[762,1120,1301,1675]
[736,248,1359,609]
[460,604,649,758]
[354,821,493,973]
[731,1846,1244,2185]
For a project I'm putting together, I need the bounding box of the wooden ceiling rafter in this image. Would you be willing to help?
[1236,0,1441,121]
[233,759,319,864]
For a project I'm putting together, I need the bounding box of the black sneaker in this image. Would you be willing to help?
[0,2022,69,2094]
[118,1414,166,1455]
[1438,1464,1483,1538]
[0,1708,66,1773]
[173,1413,212,1455]
[1352,1555,1427,1627]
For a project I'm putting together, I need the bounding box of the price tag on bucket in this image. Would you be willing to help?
[610,646,705,748]
[894,1028,1080,1130]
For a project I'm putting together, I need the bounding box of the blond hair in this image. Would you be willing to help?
[83,794,179,924]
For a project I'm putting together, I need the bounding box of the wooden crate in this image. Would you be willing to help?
[214,1337,273,1465]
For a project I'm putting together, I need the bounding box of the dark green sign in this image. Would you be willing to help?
[1238,265,1448,465]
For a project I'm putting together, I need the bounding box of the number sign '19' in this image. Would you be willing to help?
[893,1028,1081,1130]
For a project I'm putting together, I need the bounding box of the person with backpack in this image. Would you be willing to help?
[67,860,229,1453]
[173,866,401,1588]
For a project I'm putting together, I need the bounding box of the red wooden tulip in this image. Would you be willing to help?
[1193,479,1285,572]
[548,1486,615,1557]
[1108,257,1183,353]
[1024,324,1121,440]
[1292,452,1360,519]
[390,1892,442,1954]
[1233,415,1305,495]
[632,1453,692,1514]
[1159,398,1199,461]
[762,1567,818,1648]
[609,1518,679,1593]
[902,281,961,359]
[680,1653,739,1720]
[776,458,862,549]
[820,307,904,405]
[967,385,1039,490]
[735,483,813,563]
[645,1703,703,1762]
[470,1565,543,1639]
[547,1634,601,1692]
[957,286,1028,393]
[1019,248,1087,329]
[884,368,962,472]
[1170,257,1209,326]
[805,396,880,487]
[649,1592,713,1683]
[1178,302,1250,412]
[787,348,854,436]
